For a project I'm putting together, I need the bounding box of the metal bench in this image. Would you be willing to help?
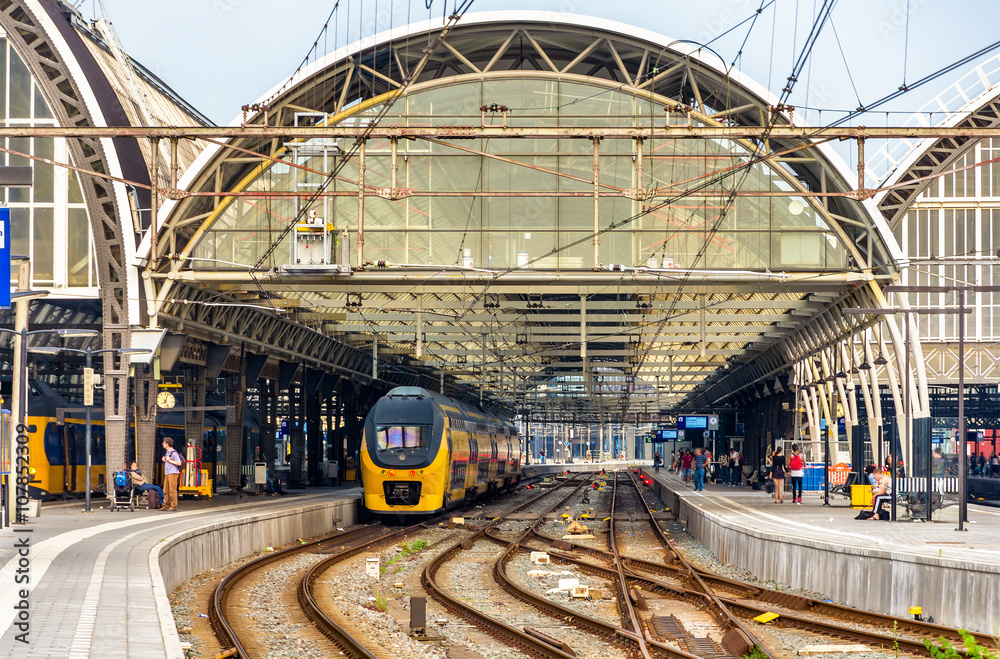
[896,477,959,519]
[829,471,858,498]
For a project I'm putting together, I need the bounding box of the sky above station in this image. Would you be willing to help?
[88,0,1000,156]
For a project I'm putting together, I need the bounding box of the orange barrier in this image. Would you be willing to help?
[828,462,851,485]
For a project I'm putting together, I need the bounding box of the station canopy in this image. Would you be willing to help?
[155,12,903,421]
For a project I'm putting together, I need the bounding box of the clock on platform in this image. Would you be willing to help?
[156,391,176,409]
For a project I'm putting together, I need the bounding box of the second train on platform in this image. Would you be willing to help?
[361,387,520,515]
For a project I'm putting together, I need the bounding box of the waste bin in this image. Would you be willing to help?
[851,484,873,509]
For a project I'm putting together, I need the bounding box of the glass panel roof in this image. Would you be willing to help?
[193,79,844,273]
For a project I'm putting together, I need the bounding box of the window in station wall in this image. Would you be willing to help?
[1,30,95,292]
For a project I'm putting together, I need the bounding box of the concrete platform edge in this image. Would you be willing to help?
[641,470,999,631]
[148,496,360,656]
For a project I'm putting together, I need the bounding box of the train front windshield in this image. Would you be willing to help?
[376,425,430,450]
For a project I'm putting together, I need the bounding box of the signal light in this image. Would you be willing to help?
[409,470,416,476]
[389,470,396,476]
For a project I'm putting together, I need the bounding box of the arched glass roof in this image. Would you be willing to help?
[151,13,904,417]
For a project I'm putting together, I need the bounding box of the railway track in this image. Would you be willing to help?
[208,474,581,658]
[483,473,715,659]
[205,470,980,658]
[631,470,994,654]
[423,474,596,658]
[209,522,414,658]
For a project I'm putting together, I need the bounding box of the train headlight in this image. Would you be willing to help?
[409,470,416,476]
[388,470,396,476]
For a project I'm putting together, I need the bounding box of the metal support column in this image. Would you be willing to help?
[225,370,245,491]
[134,363,158,481]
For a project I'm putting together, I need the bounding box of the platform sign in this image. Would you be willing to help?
[655,429,678,442]
[0,208,9,308]
[679,415,708,430]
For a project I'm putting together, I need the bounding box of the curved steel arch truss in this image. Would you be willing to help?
[0,0,133,468]
[142,14,910,422]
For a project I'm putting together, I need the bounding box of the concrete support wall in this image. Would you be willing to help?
[154,498,359,594]
[667,488,999,632]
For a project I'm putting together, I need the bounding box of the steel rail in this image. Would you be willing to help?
[296,522,437,659]
[633,470,983,654]
[609,474,657,659]
[421,475,592,659]
[622,473,770,659]
[209,523,391,659]
[487,525,706,659]
[488,528,699,658]
[716,596,948,657]
[528,526,759,597]
[512,533,953,659]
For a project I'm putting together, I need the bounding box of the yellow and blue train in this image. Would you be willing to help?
[361,387,521,515]
[2,379,259,500]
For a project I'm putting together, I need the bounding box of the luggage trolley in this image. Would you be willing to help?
[178,444,213,499]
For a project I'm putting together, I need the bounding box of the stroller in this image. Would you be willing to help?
[110,470,136,512]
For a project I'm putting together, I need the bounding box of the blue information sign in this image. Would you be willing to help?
[679,415,708,430]
[0,208,9,308]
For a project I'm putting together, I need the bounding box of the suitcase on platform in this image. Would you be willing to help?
[145,489,161,510]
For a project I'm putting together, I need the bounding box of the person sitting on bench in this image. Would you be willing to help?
[128,462,164,508]
[870,468,892,520]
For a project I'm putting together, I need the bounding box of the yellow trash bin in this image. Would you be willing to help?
[851,484,873,509]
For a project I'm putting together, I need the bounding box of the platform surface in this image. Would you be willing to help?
[0,487,360,658]
[644,469,1000,567]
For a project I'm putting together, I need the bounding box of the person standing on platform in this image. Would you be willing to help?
[770,447,786,503]
[788,444,804,504]
[539,448,546,464]
[992,451,999,477]
[653,451,662,474]
[730,449,741,486]
[161,438,183,511]
[719,452,730,486]
[692,448,707,491]
[669,450,677,472]
[681,449,694,485]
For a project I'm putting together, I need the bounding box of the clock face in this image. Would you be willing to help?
[157,391,176,409]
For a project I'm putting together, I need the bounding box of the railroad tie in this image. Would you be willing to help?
[649,614,687,638]
[758,590,809,610]
[681,636,732,659]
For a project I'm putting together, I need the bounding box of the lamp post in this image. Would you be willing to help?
[29,345,150,512]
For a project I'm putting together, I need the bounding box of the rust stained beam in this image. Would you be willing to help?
[2,125,1000,139]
